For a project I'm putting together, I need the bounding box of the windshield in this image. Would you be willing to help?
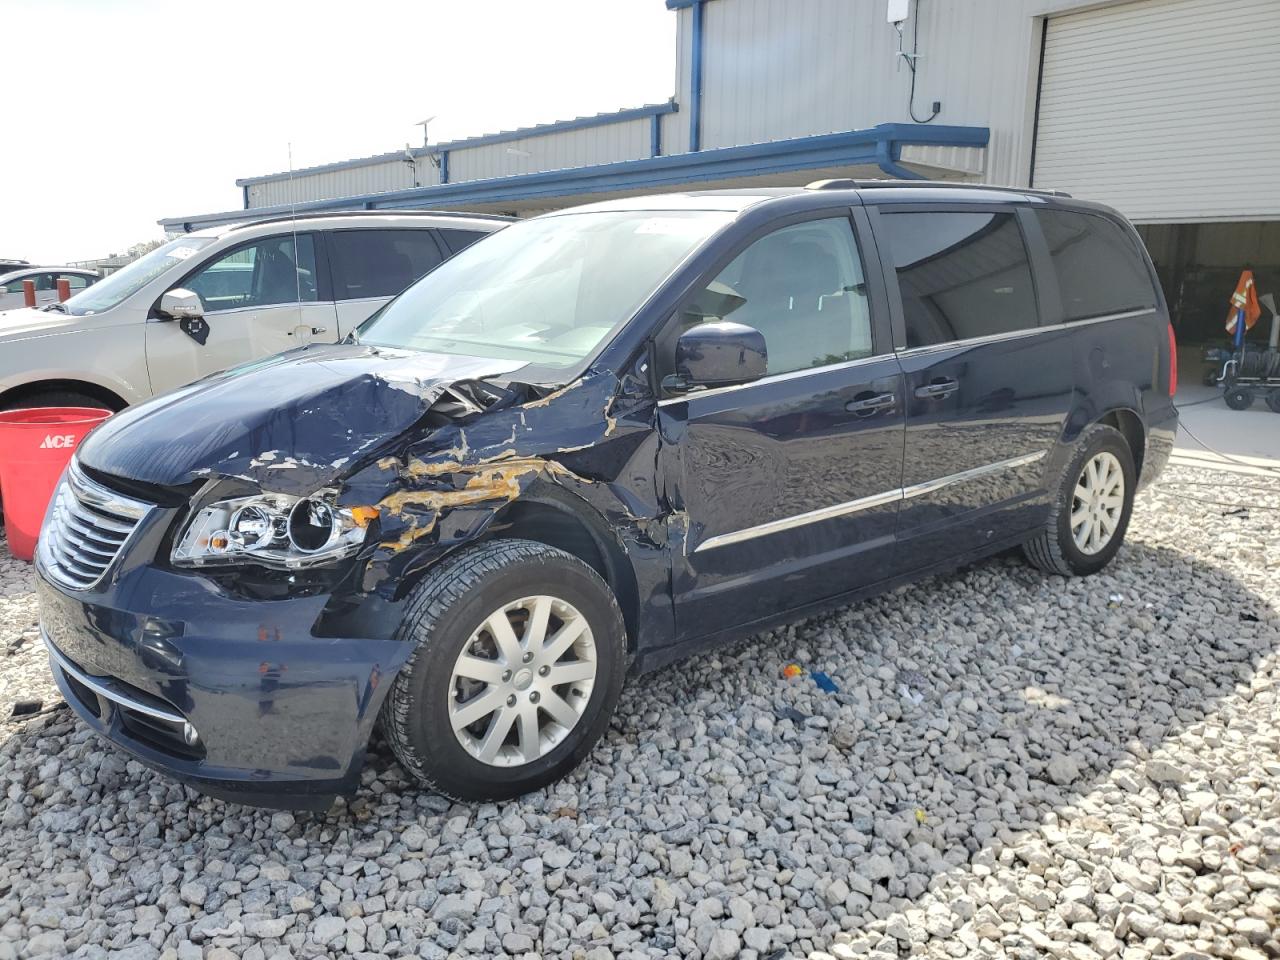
[357,210,733,368]
[62,236,216,315]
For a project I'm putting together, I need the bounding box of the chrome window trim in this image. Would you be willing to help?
[894,308,1156,359]
[692,450,1047,553]
[656,352,888,407]
[44,630,186,724]
[659,308,1157,404]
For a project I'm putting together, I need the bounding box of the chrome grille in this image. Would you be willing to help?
[39,461,151,590]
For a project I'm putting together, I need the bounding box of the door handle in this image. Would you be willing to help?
[846,392,897,415]
[914,377,959,400]
[289,326,328,337]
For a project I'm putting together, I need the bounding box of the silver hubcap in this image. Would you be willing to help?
[448,595,597,767]
[1071,451,1124,555]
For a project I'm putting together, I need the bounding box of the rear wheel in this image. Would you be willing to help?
[1023,424,1135,577]
[1224,386,1254,411]
[1265,391,1280,414]
[380,539,626,801]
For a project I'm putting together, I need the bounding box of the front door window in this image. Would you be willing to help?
[682,217,873,377]
[184,235,318,313]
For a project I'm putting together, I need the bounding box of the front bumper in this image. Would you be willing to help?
[37,563,414,811]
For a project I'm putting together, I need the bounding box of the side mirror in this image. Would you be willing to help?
[158,288,203,320]
[668,321,767,391]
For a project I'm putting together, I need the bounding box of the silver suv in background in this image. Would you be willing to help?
[0,212,510,411]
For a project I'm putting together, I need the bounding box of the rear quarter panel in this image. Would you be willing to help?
[1059,310,1175,475]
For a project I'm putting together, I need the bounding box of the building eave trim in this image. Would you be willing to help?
[165,123,989,230]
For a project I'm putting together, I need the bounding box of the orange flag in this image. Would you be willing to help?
[1225,270,1261,334]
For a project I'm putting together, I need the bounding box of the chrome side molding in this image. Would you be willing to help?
[694,450,1046,552]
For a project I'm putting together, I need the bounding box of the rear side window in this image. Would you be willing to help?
[881,211,1039,348]
[437,228,491,256]
[1035,209,1156,321]
[329,229,444,300]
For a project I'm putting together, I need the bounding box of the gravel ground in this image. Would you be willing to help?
[0,462,1276,960]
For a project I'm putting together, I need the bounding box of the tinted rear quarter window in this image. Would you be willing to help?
[880,211,1039,347]
[437,228,491,255]
[1035,209,1156,321]
[329,229,444,300]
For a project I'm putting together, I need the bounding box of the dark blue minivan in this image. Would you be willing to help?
[36,182,1177,809]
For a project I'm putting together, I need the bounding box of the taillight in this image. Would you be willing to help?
[1167,323,1178,397]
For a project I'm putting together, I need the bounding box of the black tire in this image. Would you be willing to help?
[380,539,626,801]
[1266,391,1280,414]
[1023,424,1136,577]
[0,390,113,412]
[1224,386,1254,411]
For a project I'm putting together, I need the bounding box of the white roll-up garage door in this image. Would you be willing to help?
[1033,0,1280,223]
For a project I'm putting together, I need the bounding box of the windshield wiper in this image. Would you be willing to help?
[42,303,68,313]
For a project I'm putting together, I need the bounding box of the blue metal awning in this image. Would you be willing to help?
[160,123,989,233]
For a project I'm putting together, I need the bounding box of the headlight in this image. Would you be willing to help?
[172,492,378,569]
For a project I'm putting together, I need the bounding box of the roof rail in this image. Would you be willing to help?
[804,178,1072,198]
[225,209,518,232]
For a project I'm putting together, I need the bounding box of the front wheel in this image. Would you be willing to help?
[1023,424,1136,577]
[1224,386,1254,411]
[380,539,626,801]
[1265,391,1280,414]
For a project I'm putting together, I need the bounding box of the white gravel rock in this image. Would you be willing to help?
[0,463,1277,960]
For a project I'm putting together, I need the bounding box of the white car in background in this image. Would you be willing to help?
[0,267,99,311]
[0,211,509,411]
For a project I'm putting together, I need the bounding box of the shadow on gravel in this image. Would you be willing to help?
[2,538,1276,958]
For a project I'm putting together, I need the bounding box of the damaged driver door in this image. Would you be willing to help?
[657,211,906,640]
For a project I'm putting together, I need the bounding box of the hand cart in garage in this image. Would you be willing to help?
[1212,288,1280,411]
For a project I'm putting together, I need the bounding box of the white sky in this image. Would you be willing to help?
[1,0,676,264]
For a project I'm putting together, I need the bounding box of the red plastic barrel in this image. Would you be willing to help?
[0,407,111,562]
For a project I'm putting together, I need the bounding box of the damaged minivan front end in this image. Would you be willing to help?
[35,204,730,808]
[36,346,665,808]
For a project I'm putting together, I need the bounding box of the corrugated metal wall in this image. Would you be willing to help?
[245,0,1054,211]
[690,0,1043,185]
[449,118,652,182]
[242,0,1276,222]
[248,159,440,208]
[661,4,693,157]
[1033,0,1280,222]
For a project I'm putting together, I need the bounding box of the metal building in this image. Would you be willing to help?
[162,0,1280,343]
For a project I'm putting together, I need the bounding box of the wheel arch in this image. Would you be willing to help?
[1094,407,1146,477]
[1061,398,1147,478]
[481,495,642,650]
[0,378,129,412]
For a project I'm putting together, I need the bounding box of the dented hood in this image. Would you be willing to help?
[76,343,524,494]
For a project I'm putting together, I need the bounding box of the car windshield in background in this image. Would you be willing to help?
[357,210,733,368]
[61,236,216,316]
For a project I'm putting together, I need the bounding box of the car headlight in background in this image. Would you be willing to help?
[172,492,378,568]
